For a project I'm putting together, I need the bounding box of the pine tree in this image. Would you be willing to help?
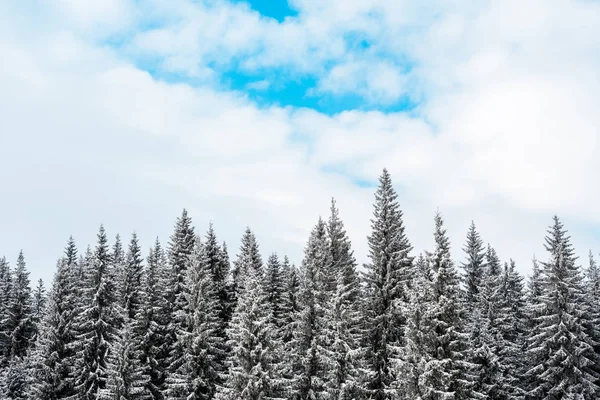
[466,244,503,399]
[123,233,145,321]
[1,355,31,399]
[216,267,284,400]
[72,225,124,399]
[139,238,170,399]
[30,248,79,400]
[165,209,196,390]
[231,228,263,304]
[101,321,150,400]
[9,251,35,359]
[0,256,12,365]
[585,252,600,385]
[166,239,225,400]
[418,212,477,400]
[289,218,330,400]
[202,224,230,378]
[362,169,413,400]
[461,221,486,309]
[495,259,527,398]
[31,278,46,343]
[265,253,286,331]
[322,198,362,399]
[525,216,598,399]
[281,260,300,345]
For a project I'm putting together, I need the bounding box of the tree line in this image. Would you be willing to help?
[1,168,599,399]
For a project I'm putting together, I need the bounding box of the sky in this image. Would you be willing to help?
[1,0,600,285]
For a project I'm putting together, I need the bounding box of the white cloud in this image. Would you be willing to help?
[1,0,600,286]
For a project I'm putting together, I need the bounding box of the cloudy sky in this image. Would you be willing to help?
[1,0,600,284]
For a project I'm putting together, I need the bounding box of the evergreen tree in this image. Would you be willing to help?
[461,221,486,309]
[166,239,225,400]
[202,224,230,378]
[281,261,301,345]
[322,199,362,399]
[1,355,31,399]
[495,259,527,398]
[362,169,413,400]
[30,253,79,399]
[31,278,46,343]
[101,322,150,400]
[216,267,284,400]
[289,218,330,400]
[265,253,286,331]
[418,212,477,400]
[9,251,35,359]
[525,216,598,399]
[585,251,600,384]
[165,209,196,388]
[123,233,145,321]
[72,225,123,399]
[0,256,12,365]
[139,238,170,399]
[231,228,263,303]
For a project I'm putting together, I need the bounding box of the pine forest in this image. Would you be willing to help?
[2,168,599,400]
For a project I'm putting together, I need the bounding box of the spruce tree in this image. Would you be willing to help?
[202,224,230,377]
[525,216,598,399]
[216,267,284,400]
[123,233,145,321]
[101,321,150,400]
[461,221,486,309]
[72,225,123,399]
[289,218,330,400]
[0,256,12,365]
[165,209,196,389]
[166,239,225,400]
[139,238,170,399]
[231,228,263,304]
[265,253,286,331]
[281,260,300,345]
[30,239,80,399]
[31,278,46,343]
[9,251,35,359]
[362,169,413,400]
[584,252,600,384]
[418,212,477,399]
[322,199,362,399]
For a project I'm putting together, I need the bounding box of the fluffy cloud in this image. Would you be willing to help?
[1,0,599,285]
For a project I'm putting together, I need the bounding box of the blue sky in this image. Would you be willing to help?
[1,0,600,285]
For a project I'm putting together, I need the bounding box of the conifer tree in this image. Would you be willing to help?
[72,225,123,399]
[231,228,263,304]
[101,322,150,400]
[139,238,170,399]
[165,209,196,388]
[418,212,477,399]
[216,267,284,400]
[30,255,79,399]
[0,256,12,365]
[525,216,598,399]
[584,251,600,383]
[281,261,300,345]
[265,253,286,331]
[495,259,527,398]
[9,251,35,359]
[31,278,46,343]
[289,218,330,400]
[166,239,225,400]
[461,221,486,309]
[202,224,230,377]
[123,233,145,321]
[321,199,362,399]
[362,169,413,400]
